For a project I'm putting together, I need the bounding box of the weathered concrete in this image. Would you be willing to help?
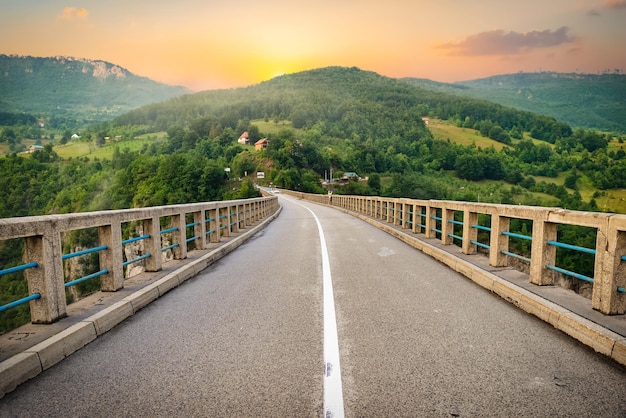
[286,190,626,368]
[0,200,281,399]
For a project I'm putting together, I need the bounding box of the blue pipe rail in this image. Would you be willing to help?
[471,240,490,250]
[546,264,594,284]
[448,233,463,241]
[122,234,151,245]
[472,224,491,232]
[0,292,41,313]
[160,227,178,235]
[502,231,532,241]
[161,243,180,252]
[548,240,596,255]
[65,269,110,288]
[501,250,531,263]
[123,253,151,267]
[0,262,39,277]
[62,245,108,260]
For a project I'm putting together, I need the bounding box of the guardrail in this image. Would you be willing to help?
[0,196,278,324]
[289,192,625,315]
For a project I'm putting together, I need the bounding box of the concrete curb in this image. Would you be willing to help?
[0,206,281,399]
[344,208,626,367]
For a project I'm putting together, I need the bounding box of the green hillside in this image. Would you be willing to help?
[0,55,191,127]
[402,72,626,132]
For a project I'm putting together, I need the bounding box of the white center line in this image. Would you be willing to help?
[293,198,345,418]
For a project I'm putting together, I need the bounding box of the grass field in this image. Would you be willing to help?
[427,119,512,151]
[251,119,301,136]
[54,132,167,160]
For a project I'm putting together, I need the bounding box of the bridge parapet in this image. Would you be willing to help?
[289,191,625,315]
[0,197,278,324]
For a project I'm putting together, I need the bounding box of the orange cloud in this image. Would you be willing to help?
[437,27,575,56]
[605,0,626,9]
[60,7,88,19]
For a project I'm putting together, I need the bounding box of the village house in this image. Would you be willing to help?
[28,145,45,153]
[254,138,269,151]
[341,172,360,182]
[238,131,250,145]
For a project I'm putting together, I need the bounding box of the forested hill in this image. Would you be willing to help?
[0,55,191,126]
[402,72,626,132]
[114,66,571,144]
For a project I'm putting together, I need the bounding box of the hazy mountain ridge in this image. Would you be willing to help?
[0,55,191,125]
[402,72,626,132]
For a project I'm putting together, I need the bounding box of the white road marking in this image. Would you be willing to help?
[292,198,345,418]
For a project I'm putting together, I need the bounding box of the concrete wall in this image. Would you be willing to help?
[287,191,626,315]
[0,197,279,324]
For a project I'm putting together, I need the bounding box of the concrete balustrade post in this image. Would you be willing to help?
[24,231,66,323]
[220,206,230,237]
[441,208,455,245]
[462,209,478,255]
[208,208,219,243]
[171,213,187,260]
[489,214,511,267]
[593,218,626,314]
[386,200,393,223]
[393,201,400,226]
[402,202,410,229]
[244,203,251,227]
[530,215,557,285]
[238,204,245,230]
[141,217,162,273]
[250,202,256,222]
[230,205,239,234]
[193,210,206,250]
[98,223,124,291]
[425,205,436,239]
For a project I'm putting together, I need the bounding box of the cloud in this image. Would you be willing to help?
[605,0,626,9]
[60,7,88,19]
[437,27,575,57]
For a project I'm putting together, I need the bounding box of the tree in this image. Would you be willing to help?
[564,170,579,190]
[367,173,381,194]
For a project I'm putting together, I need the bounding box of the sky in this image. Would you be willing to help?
[1,0,625,91]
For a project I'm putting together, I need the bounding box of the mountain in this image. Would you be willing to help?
[402,72,626,132]
[0,55,191,126]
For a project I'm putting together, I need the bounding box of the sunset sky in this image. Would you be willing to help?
[1,0,625,91]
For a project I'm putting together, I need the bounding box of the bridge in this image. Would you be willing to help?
[1,192,625,416]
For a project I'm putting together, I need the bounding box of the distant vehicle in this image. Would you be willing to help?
[273,189,280,194]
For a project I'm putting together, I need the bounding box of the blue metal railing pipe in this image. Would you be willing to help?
[123,254,151,267]
[122,235,151,245]
[0,262,39,277]
[62,245,108,260]
[547,240,596,255]
[64,269,110,288]
[0,293,41,313]
[502,231,532,241]
[546,264,594,284]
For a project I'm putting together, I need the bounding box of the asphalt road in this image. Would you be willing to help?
[1,194,625,417]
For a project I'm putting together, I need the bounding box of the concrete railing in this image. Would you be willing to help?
[0,196,279,324]
[288,191,626,315]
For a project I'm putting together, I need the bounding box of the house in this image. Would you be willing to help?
[28,145,45,153]
[421,117,430,125]
[238,131,249,145]
[254,138,269,151]
[71,134,80,139]
[341,172,360,182]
